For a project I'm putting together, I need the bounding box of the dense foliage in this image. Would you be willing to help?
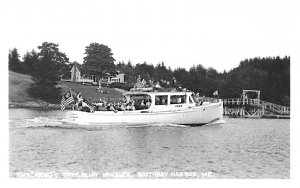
[9,42,70,103]
[8,48,22,73]
[9,42,290,106]
[115,57,290,106]
[82,43,116,77]
[221,57,290,106]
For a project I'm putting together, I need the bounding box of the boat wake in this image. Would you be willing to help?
[23,117,65,128]
[22,116,190,130]
[22,116,223,130]
[125,123,188,128]
[205,118,226,126]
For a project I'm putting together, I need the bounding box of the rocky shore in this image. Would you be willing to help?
[9,102,61,110]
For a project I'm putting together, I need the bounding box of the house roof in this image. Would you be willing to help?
[70,63,125,77]
[70,64,80,73]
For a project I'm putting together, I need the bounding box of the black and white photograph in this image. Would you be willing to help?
[2,0,299,186]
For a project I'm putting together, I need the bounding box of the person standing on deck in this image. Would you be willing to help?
[75,93,83,110]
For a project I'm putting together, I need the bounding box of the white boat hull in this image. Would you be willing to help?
[65,101,223,126]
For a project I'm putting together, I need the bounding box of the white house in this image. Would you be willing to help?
[70,64,81,82]
[108,73,125,83]
[69,64,125,85]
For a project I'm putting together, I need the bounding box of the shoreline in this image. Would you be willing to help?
[9,102,61,110]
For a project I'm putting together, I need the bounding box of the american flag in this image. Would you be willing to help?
[61,90,74,111]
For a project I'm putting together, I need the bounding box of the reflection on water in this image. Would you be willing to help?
[9,108,290,178]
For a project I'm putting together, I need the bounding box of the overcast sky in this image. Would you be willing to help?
[2,0,296,72]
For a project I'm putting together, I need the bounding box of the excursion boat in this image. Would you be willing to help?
[65,91,223,126]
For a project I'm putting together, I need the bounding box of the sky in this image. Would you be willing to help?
[1,0,300,185]
[1,0,296,72]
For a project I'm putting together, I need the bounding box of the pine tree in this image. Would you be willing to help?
[8,48,21,72]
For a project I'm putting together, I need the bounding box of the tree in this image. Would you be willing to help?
[134,62,155,81]
[174,67,189,88]
[34,42,69,80]
[124,60,136,83]
[220,72,242,98]
[27,79,62,103]
[154,62,172,82]
[27,42,69,103]
[82,43,116,77]
[8,48,21,72]
[22,49,39,74]
[207,67,218,78]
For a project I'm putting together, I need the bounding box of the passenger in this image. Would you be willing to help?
[106,103,112,111]
[99,98,103,105]
[76,93,84,110]
[125,102,131,111]
[197,95,205,106]
[120,103,126,111]
[113,102,119,111]
[77,93,83,103]
[81,99,91,112]
[109,105,115,111]
[177,97,182,104]
[155,97,160,105]
[141,100,146,106]
[146,100,151,108]
[142,79,146,86]
[89,104,95,112]
[95,98,103,110]
[125,101,135,111]
[130,101,136,111]
[102,101,107,108]
[194,93,200,103]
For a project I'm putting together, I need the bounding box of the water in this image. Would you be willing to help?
[9,108,290,179]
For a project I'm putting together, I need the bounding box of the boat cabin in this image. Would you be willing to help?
[123,91,196,112]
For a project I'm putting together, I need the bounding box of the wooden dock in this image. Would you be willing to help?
[223,98,290,118]
[222,90,290,119]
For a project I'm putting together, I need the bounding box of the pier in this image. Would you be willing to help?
[222,90,290,118]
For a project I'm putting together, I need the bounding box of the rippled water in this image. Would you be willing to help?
[9,108,290,179]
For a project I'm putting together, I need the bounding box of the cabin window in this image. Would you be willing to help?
[155,95,168,105]
[129,94,152,110]
[170,95,186,104]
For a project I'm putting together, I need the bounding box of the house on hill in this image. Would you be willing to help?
[66,64,125,85]
[70,64,81,82]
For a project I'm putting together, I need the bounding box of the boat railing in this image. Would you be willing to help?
[223,98,259,105]
[223,98,290,115]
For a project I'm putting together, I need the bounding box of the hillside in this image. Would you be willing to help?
[9,71,38,103]
[9,71,125,107]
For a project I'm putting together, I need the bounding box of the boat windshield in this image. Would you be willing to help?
[128,94,152,110]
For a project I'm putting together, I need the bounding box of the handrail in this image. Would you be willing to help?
[223,98,290,115]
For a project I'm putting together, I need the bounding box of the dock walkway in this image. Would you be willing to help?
[222,98,290,118]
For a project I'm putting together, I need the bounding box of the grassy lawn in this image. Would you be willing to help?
[58,81,126,103]
[9,71,126,104]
